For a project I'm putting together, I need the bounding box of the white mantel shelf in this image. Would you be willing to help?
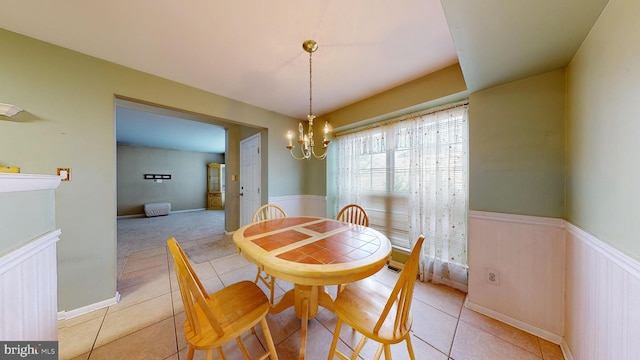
[0,173,62,193]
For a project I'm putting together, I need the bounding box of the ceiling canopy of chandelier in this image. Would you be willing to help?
[286,40,330,160]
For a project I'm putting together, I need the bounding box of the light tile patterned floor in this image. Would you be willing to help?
[58,243,565,359]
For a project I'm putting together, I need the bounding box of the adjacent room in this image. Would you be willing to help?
[114,100,231,276]
[1,1,638,359]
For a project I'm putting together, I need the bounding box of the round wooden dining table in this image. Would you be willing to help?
[232,216,392,359]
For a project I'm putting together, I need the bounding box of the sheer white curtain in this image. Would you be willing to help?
[336,104,468,292]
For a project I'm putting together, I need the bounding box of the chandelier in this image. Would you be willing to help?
[286,40,330,160]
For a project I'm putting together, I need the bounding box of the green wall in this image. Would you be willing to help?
[0,28,303,311]
[566,0,640,259]
[469,70,566,217]
[116,145,224,216]
[321,63,468,131]
[0,190,56,255]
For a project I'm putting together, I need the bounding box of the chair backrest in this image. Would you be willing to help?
[374,236,424,335]
[336,204,369,226]
[167,238,224,337]
[252,203,287,223]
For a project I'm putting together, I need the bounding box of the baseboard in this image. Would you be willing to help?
[464,298,563,345]
[58,291,120,320]
[116,214,145,219]
[171,208,206,214]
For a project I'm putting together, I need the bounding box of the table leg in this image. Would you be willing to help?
[269,288,295,315]
[269,284,336,359]
[294,285,319,318]
[318,288,335,312]
[299,297,309,360]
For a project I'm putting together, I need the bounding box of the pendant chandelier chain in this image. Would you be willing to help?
[285,39,330,160]
[309,49,313,118]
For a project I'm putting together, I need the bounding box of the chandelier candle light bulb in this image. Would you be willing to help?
[286,40,331,160]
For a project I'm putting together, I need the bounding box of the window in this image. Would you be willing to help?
[336,103,468,290]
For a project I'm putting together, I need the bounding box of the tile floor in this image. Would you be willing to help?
[58,241,565,360]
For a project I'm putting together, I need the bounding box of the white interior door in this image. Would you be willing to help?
[240,133,261,226]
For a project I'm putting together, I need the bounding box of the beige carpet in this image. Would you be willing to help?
[117,210,235,276]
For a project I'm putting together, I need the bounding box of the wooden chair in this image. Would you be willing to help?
[251,204,287,304]
[327,236,425,360]
[336,203,369,226]
[252,203,287,223]
[335,203,371,293]
[167,238,279,360]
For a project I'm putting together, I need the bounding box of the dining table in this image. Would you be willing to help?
[232,216,392,359]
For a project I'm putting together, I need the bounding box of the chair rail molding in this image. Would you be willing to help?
[0,172,63,193]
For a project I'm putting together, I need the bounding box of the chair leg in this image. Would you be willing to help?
[260,317,279,360]
[255,268,276,304]
[236,336,251,359]
[269,276,275,304]
[217,347,226,360]
[328,318,343,359]
[382,344,392,360]
[351,335,368,359]
[405,336,416,360]
[373,344,385,360]
[186,346,195,360]
[205,349,214,360]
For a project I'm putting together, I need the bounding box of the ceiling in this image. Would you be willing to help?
[0,0,608,153]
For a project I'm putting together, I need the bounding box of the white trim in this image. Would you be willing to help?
[469,210,565,228]
[171,207,206,214]
[565,222,640,280]
[0,229,61,274]
[116,214,146,219]
[561,339,575,360]
[465,298,563,345]
[58,292,121,320]
[0,173,63,193]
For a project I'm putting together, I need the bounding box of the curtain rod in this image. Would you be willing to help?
[335,100,468,137]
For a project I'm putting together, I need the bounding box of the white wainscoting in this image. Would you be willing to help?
[563,223,640,360]
[468,210,640,359]
[268,195,327,217]
[467,210,566,343]
[0,229,61,341]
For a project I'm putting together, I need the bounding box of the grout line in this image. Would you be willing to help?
[446,294,466,358]
[84,307,108,359]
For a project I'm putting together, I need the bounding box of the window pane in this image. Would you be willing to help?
[394,149,410,193]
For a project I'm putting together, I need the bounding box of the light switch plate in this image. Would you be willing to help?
[57,168,71,181]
